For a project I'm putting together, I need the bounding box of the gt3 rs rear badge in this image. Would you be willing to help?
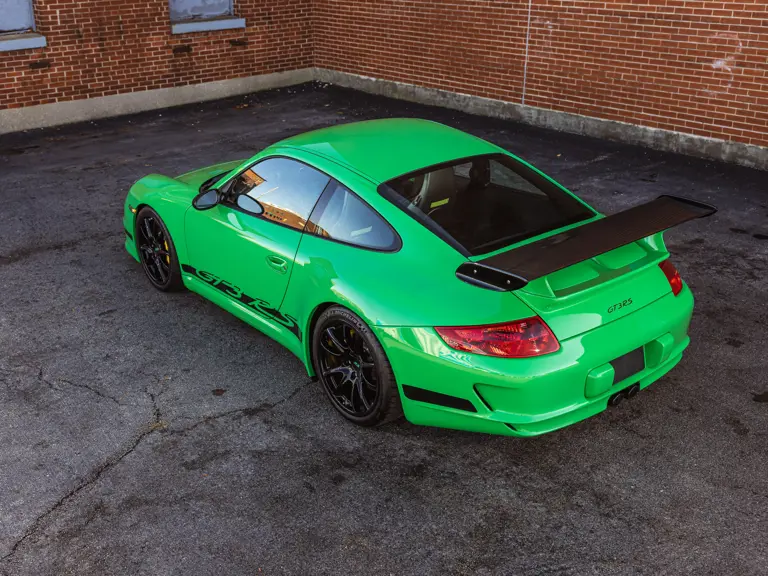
[181,264,301,341]
[608,298,633,314]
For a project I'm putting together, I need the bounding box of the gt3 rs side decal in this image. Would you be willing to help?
[181,264,302,341]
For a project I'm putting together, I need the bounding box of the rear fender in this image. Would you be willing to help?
[284,243,537,378]
[300,301,359,378]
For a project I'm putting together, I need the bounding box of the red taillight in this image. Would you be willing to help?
[659,259,683,296]
[435,316,560,358]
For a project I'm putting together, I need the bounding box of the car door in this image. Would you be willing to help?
[184,156,330,323]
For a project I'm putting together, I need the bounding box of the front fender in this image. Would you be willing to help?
[123,174,196,263]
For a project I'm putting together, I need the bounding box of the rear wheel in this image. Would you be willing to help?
[136,207,183,292]
[312,306,402,426]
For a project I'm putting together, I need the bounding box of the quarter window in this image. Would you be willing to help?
[307,181,400,251]
[227,157,330,232]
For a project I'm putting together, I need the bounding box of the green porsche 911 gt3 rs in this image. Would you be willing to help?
[123,118,715,436]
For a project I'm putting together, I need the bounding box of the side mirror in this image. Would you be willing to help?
[236,194,263,215]
[193,189,220,210]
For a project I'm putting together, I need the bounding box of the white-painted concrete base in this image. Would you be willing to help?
[0,68,314,135]
[2,65,766,171]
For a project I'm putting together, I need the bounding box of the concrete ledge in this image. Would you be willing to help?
[0,32,47,52]
[4,64,766,170]
[171,17,245,34]
[314,68,768,171]
[0,68,314,134]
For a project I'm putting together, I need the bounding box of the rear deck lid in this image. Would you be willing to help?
[460,195,716,339]
[512,239,672,339]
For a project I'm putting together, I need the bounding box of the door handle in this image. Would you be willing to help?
[266,255,288,274]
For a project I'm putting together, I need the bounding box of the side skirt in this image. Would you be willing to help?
[182,274,306,363]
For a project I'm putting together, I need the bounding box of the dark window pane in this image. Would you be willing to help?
[169,0,232,21]
[0,0,35,32]
[230,157,330,231]
[308,182,399,251]
[380,153,595,256]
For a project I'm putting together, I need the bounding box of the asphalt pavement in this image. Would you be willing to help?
[0,83,766,575]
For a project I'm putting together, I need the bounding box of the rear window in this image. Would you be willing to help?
[378,153,596,256]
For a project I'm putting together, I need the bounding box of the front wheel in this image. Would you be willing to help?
[135,207,184,292]
[312,306,403,427]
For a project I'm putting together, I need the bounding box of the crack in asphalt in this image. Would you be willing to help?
[144,380,168,430]
[169,379,313,436]
[37,368,124,406]
[0,392,161,564]
[0,379,313,565]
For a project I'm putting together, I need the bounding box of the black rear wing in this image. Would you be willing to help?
[457,195,717,292]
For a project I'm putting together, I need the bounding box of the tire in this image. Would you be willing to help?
[135,207,184,292]
[312,306,403,427]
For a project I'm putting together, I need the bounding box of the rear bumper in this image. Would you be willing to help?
[375,285,694,437]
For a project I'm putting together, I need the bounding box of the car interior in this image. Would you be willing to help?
[388,155,594,255]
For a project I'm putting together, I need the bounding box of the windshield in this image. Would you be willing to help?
[378,153,596,256]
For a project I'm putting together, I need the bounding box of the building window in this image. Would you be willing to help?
[1,0,34,32]
[169,0,245,34]
[0,0,47,52]
[169,0,232,22]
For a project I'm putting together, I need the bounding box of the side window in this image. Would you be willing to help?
[307,181,400,251]
[228,157,330,231]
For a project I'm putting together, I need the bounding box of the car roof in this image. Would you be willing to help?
[273,118,499,184]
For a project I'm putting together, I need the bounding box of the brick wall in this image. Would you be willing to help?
[0,0,312,110]
[3,1,767,149]
[314,0,768,148]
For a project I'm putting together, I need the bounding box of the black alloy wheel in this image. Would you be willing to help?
[313,306,402,426]
[319,320,378,415]
[136,207,183,291]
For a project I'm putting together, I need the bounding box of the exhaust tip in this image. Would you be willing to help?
[608,383,641,407]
